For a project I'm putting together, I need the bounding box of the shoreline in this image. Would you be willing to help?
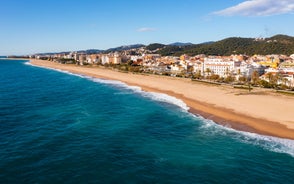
[28,59,294,140]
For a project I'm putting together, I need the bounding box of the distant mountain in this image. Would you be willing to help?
[33,49,102,56]
[169,42,193,46]
[36,51,71,55]
[27,34,294,56]
[145,43,166,51]
[77,49,103,54]
[156,34,294,56]
[267,34,294,44]
[106,44,145,52]
[200,41,215,45]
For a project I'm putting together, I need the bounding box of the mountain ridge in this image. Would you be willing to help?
[156,34,294,56]
[26,34,294,56]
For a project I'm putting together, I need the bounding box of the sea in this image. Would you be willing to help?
[1,59,294,184]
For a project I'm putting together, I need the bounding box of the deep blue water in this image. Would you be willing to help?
[1,59,294,183]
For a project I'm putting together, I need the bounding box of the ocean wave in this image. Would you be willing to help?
[89,78,189,111]
[198,117,294,157]
[27,62,294,157]
[238,131,294,157]
[24,61,33,66]
[27,62,189,111]
[141,92,189,111]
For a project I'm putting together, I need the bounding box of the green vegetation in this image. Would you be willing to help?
[156,46,184,56]
[146,43,166,51]
[251,71,260,86]
[57,58,77,64]
[59,58,293,91]
[100,62,144,74]
[156,34,294,56]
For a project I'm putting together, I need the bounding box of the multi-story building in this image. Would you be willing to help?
[87,54,100,64]
[130,55,143,62]
[78,55,87,64]
[101,54,109,65]
[100,54,121,65]
[279,61,294,87]
[203,57,240,77]
[239,61,265,78]
[143,54,161,61]
[109,54,122,64]
[180,54,190,61]
[192,60,204,73]
[258,55,280,69]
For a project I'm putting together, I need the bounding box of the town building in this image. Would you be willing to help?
[203,57,240,77]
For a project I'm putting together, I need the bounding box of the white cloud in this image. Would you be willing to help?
[214,0,294,17]
[137,27,156,32]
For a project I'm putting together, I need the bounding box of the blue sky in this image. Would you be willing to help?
[1,0,294,55]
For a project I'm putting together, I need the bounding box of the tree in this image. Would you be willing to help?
[193,70,202,79]
[247,78,252,92]
[259,80,271,88]
[187,65,194,78]
[224,75,235,83]
[127,60,133,66]
[282,78,288,86]
[225,67,230,77]
[205,68,211,79]
[275,72,283,86]
[237,69,241,76]
[265,73,279,89]
[238,75,247,84]
[210,74,220,81]
[251,70,260,86]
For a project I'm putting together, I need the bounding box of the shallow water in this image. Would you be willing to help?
[1,59,294,183]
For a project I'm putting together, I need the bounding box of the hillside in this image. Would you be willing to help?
[26,34,294,57]
[106,44,145,52]
[156,34,294,56]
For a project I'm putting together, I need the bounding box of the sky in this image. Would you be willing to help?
[0,0,294,55]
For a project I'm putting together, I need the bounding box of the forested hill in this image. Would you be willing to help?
[155,34,294,56]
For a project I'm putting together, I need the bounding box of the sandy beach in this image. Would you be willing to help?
[29,59,294,139]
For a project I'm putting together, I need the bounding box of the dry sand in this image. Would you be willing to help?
[29,59,294,139]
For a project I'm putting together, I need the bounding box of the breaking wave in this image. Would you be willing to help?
[28,61,294,157]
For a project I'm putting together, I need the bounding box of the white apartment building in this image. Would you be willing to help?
[101,54,122,65]
[192,60,204,73]
[203,58,239,77]
[130,55,143,62]
[110,54,122,64]
[101,54,109,65]
[239,61,264,77]
[279,67,294,87]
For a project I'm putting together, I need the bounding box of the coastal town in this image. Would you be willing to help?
[23,45,294,90]
[3,0,294,182]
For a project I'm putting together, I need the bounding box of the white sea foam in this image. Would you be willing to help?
[24,61,33,66]
[28,62,189,111]
[89,78,189,111]
[198,117,294,157]
[91,78,134,89]
[236,130,294,157]
[141,92,190,111]
[27,62,294,157]
[26,62,89,78]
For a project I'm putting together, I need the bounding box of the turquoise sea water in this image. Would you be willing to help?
[1,59,294,183]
